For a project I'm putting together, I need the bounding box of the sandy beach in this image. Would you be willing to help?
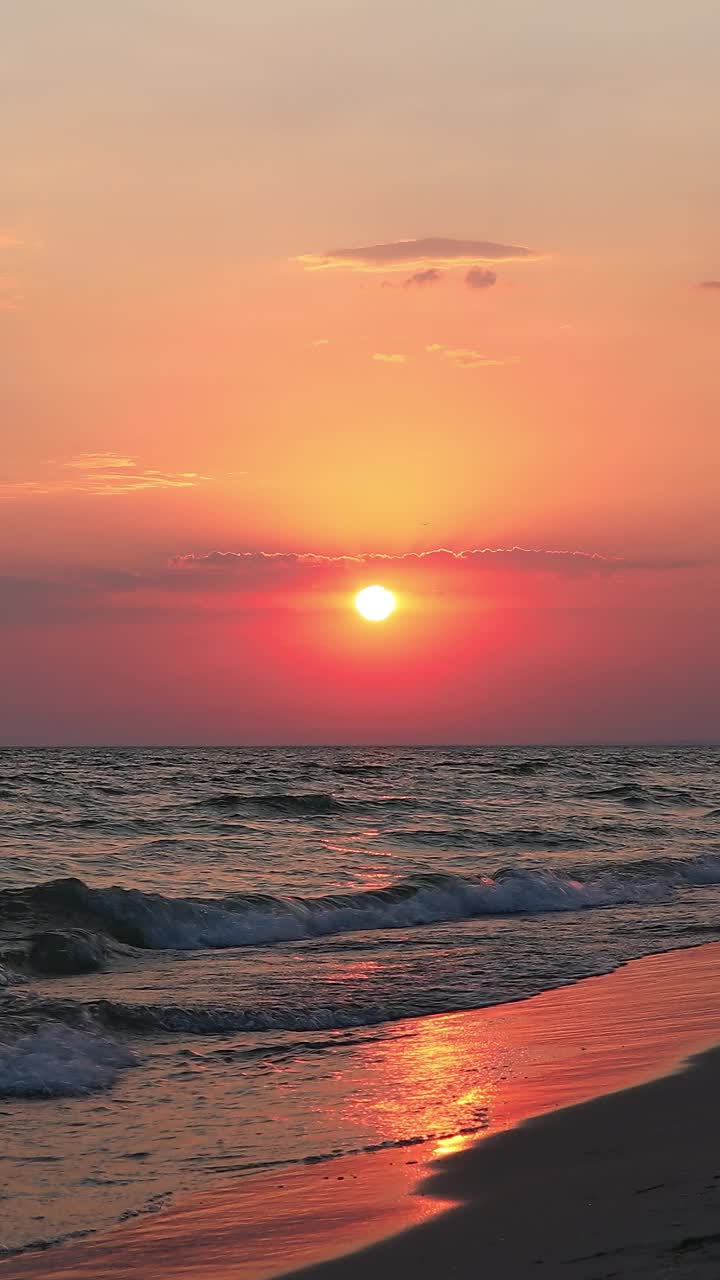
[4,939,720,1280]
[294,1041,720,1280]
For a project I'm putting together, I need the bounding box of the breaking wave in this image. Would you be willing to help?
[4,855,720,952]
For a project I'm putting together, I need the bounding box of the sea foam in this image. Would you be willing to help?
[0,1025,137,1098]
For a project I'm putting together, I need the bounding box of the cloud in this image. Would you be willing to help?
[0,233,23,250]
[0,453,210,499]
[297,236,540,273]
[372,352,408,364]
[172,547,701,580]
[311,337,330,346]
[63,454,137,472]
[404,268,444,288]
[465,267,497,291]
[426,344,516,369]
[698,280,720,291]
[0,548,707,624]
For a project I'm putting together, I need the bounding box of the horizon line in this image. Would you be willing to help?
[1,741,718,751]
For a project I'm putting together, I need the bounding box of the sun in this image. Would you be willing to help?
[355,584,397,622]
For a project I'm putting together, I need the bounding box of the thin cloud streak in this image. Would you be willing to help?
[426,344,516,368]
[0,453,210,498]
[173,547,702,576]
[298,236,541,273]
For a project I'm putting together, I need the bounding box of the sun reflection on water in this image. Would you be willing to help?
[340,1009,501,1154]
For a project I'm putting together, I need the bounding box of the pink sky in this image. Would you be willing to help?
[1,1,719,743]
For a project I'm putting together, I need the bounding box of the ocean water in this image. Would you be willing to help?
[1,745,719,1254]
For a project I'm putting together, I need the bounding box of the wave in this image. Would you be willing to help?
[583,783,700,807]
[198,791,343,816]
[504,759,551,776]
[331,764,387,777]
[196,790,426,818]
[5,856,720,953]
[382,826,598,850]
[0,1025,137,1098]
[92,999,406,1035]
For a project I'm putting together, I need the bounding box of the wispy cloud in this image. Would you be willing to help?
[0,453,211,499]
[404,268,444,288]
[697,280,720,291]
[372,352,408,364]
[465,267,497,290]
[0,233,23,250]
[297,236,541,273]
[426,344,517,369]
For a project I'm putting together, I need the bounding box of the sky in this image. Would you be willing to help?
[1,0,719,744]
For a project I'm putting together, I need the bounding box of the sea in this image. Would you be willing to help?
[1,745,719,1256]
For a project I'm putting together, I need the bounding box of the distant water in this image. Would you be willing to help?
[1,746,719,1253]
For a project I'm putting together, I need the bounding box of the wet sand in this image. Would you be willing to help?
[293,1041,720,1280]
[4,941,720,1279]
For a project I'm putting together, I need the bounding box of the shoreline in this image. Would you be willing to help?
[3,940,720,1277]
[290,1040,720,1279]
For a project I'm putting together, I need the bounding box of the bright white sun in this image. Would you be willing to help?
[355,584,397,622]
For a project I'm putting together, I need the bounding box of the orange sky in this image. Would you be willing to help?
[1,1,719,742]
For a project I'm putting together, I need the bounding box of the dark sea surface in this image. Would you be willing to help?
[1,745,719,1254]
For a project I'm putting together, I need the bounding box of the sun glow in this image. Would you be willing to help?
[355,584,397,622]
